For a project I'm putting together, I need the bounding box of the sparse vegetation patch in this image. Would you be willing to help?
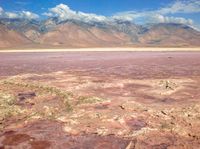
[77,96,108,105]
[1,79,73,111]
[0,92,23,130]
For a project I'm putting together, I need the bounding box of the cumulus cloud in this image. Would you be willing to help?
[150,14,193,25]
[112,11,146,22]
[43,4,108,22]
[42,12,53,17]
[158,0,200,14]
[1,1,199,28]
[4,12,18,19]
[40,1,199,28]
[19,11,39,19]
[43,2,199,30]
[44,0,195,26]
[113,12,193,26]
[112,0,199,26]
[48,4,76,20]
[78,12,107,22]
[0,7,39,19]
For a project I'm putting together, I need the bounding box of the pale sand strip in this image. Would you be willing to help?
[0,47,200,53]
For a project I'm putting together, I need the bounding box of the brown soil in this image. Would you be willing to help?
[0,51,200,148]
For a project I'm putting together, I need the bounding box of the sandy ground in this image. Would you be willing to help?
[0,51,200,148]
[0,47,200,52]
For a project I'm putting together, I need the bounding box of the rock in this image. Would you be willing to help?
[161,111,167,115]
[18,92,36,101]
[119,105,125,110]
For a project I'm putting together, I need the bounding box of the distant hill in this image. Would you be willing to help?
[0,18,200,48]
[138,23,200,47]
[38,20,132,47]
[0,23,31,48]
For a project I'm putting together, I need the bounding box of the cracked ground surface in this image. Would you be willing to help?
[0,52,200,148]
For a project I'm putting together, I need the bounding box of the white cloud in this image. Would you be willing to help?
[112,12,193,26]
[19,11,39,19]
[158,0,200,14]
[49,4,76,21]
[44,3,108,22]
[41,1,200,29]
[78,12,107,22]
[150,14,193,25]
[43,3,198,29]
[4,12,18,19]
[112,11,146,21]
[0,1,199,29]
[0,7,39,19]
[42,12,53,17]
[112,0,199,26]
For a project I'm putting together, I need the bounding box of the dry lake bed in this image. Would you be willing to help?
[0,51,200,148]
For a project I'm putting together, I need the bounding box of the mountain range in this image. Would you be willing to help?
[0,18,200,48]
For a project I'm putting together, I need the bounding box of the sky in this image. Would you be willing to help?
[0,0,200,29]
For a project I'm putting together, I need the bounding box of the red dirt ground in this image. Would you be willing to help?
[0,52,200,149]
[0,52,200,78]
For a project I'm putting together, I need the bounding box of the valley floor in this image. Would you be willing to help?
[0,51,200,148]
[0,47,200,52]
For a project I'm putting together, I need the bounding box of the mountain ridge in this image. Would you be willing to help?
[0,18,200,48]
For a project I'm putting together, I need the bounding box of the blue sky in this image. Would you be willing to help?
[0,0,171,15]
[0,0,200,29]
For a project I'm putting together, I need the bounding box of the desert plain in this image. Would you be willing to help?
[0,49,200,148]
